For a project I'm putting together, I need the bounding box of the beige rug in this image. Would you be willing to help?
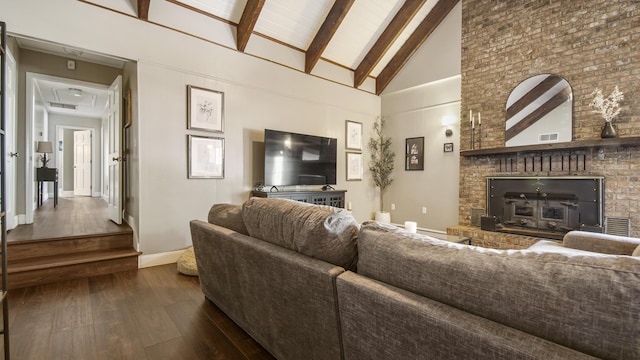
[177,246,198,276]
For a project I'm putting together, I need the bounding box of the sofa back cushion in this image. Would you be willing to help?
[563,230,640,255]
[357,221,640,360]
[242,197,359,270]
[208,203,249,235]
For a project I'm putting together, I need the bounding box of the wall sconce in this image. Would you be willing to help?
[441,115,457,137]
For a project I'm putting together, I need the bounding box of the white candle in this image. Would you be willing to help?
[478,112,481,125]
[472,115,475,129]
[469,110,472,124]
[404,221,417,233]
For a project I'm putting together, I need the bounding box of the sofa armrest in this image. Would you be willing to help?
[563,231,640,255]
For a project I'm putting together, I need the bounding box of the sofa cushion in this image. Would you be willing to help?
[528,240,613,256]
[208,203,249,235]
[357,221,640,360]
[634,244,640,257]
[242,197,359,270]
[563,230,640,255]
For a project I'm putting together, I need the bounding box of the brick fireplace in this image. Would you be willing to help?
[450,1,640,247]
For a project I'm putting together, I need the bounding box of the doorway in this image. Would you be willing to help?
[56,126,95,198]
[25,73,109,223]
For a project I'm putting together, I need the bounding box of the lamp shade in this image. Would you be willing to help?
[36,141,54,154]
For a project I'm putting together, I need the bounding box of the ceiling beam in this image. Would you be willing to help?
[305,0,355,74]
[375,0,459,95]
[138,0,150,20]
[237,0,266,52]
[354,0,427,88]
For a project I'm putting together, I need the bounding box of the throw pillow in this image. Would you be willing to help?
[242,197,359,270]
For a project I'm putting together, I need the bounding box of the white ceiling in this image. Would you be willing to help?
[13,0,455,104]
[34,78,109,118]
[16,37,122,118]
[173,0,440,77]
[80,0,454,93]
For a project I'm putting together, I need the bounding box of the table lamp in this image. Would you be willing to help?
[36,141,53,168]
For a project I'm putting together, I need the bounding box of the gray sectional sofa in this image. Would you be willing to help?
[190,197,640,360]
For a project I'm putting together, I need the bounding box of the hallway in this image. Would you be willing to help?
[7,197,130,242]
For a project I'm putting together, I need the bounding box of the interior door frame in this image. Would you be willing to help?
[5,47,17,229]
[25,73,108,224]
[55,125,97,197]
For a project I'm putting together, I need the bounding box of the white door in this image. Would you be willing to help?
[73,130,92,196]
[107,75,123,224]
[5,49,17,229]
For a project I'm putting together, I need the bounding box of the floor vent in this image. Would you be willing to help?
[605,217,631,237]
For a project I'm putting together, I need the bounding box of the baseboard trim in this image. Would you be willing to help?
[139,249,185,268]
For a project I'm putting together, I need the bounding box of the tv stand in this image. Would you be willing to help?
[251,189,346,208]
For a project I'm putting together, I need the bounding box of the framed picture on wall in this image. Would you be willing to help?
[345,120,363,151]
[188,135,225,179]
[405,137,424,171]
[346,152,363,181]
[187,85,224,133]
[444,142,454,152]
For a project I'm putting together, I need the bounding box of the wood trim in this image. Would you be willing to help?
[505,86,571,141]
[138,0,151,20]
[375,0,459,95]
[354,0,427,88]
[305,0,355,74]
[237,0,265,52]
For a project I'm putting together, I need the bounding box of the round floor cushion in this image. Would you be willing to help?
[177,247,198,276]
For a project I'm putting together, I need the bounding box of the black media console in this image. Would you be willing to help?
[250,190,346,208]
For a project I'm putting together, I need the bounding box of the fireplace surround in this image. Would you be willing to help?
[485,176,605,239]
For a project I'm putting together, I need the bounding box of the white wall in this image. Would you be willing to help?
[2,0,381,258]
[382,76,461,231]
[382,2,462,95]
[137,62,379,255]
[380,2,462,232]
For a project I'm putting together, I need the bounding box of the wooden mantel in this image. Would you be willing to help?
[460,136,640,157]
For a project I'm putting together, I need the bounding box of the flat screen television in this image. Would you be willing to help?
[264,129,337,186]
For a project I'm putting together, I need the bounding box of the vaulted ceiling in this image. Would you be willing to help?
[131,0,459,95]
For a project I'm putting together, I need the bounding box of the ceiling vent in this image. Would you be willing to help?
[49,102,77,110]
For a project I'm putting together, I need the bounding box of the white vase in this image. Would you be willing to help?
[375,211,391,223]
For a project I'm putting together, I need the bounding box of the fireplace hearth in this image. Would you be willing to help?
[486,177,604,239]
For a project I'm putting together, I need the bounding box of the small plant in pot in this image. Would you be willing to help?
[589,86,624,138]
[368,116,394,222]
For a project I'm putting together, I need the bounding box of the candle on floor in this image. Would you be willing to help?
[404,221,417,233]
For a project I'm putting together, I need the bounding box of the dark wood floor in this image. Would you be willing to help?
[8,197,130,242]
[3,264,275,360]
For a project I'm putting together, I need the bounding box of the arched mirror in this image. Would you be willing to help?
[505,74,572,147]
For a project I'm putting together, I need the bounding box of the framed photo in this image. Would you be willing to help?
[188,135,225,179]
[444,142,454,152]
[346,152,363,181]
[345,120,363,151]
[187,85,224,133]
[405,137,424,171]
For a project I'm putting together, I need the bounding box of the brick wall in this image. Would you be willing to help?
[459,1,640,238]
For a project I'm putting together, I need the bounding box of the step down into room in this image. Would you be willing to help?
[5,230,141,289]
